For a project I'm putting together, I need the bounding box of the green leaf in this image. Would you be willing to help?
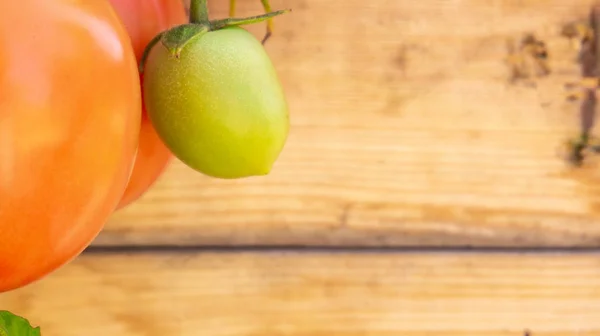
[0,311,41,336]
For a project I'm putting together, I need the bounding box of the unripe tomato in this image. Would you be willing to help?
[143,26,289,179]
[107,0,188,209]
[0,0,141,292]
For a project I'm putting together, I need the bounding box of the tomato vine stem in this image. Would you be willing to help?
[259,0,274,44]
[229,0,236,18]
[189,0,209,25]
[229,0,275,44]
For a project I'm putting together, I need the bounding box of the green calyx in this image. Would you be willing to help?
[139,0,290,73]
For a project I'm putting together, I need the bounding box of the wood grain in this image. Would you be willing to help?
[96,0,600,247]
[2,251,600,335]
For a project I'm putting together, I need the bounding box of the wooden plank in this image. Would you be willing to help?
[96,0,600,247]
[2,251,600,335]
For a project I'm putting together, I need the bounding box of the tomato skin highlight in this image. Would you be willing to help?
[108,0,188,209]
[0,1,141,292]
[143,27,290,179]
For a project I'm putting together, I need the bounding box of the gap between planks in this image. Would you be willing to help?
[82,243,600,254]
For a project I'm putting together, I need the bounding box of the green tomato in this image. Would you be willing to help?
[142,26,289,179]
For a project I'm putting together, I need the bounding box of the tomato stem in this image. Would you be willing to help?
[259,0,274,44]
[229,0,236,18]
[189,0,210,25]
[210,9,291,31]
[228,0,275,44]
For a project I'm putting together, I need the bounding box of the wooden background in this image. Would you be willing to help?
[3,0,600,335]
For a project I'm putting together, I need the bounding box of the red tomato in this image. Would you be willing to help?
[109,0,188,209]
[0,1,141,292]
